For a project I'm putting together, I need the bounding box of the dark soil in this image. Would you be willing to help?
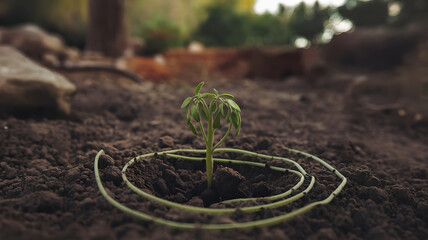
[0,71,427,240]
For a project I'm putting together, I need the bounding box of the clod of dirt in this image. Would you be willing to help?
[390,186,414,205]
[107,100,137,121]
[79,197,97,211]
[154,178,169,195]
[411,168,427,179]
[64,167,80,182]
[159,136,174,148]
[350,168,382,187]
[308,228,338,240]
[255,139,270,150]
[22,191,62,213]
[102,166,122,186]
[259,228,290,240]
[162,168,186,189]
[187,197,204,207]
[173,192,187,203]
[252,181,273,197]
[212,166,246,200]
[359,186,388,203]
[416,202,428,223]
[367,226,392,239]
[98,155,114,169]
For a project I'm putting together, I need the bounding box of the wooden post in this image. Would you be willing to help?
[86,0,128,57]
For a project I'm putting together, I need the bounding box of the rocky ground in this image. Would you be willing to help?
[0,69,427,239]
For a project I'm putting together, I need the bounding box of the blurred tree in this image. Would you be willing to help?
[389,0,428,26]
[193,2,252,46]
[86,0,128,57]
[248,12,292,45]
[127,0,213,39]
[338,0,428,28]
[193,1,332,47]
[338,0,389,27]
[288,1,331,42]
[141,17,183,55]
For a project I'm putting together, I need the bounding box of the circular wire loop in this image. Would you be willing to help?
[94,148,347,229]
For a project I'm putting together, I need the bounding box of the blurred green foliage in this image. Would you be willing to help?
[392,0,428,26]
[138,17,183,55]
[193,3,253,47]
[193,1,331,47]
[288,2,331,43]
[0,0,87,48]
[127,0,213,40]
[0,0,424,54]
[338,0,428,28]
[0,0,331,52]
[338,0,389,27]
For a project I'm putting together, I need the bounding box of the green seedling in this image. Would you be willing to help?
[181,82,241,188]
[94,82,347,229]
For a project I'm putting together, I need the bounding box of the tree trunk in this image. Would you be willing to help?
[86,0,128,58]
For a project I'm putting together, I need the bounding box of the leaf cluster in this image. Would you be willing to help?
[181,82,241,137]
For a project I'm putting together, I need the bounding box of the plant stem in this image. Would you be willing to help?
[213,123,233,150]
[198,99,216,188]
[198,121,208,144]
[206,118,214,188]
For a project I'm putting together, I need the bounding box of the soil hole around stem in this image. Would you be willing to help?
[125,155,300,207]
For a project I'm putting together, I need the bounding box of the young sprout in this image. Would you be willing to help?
[181,82,241,188]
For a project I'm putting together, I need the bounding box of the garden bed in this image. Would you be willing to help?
[0,71,427,239]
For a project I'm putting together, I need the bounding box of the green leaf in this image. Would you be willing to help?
[225,111,230,123]
[226,99,241,112]
[200,93,216,98]
[231,111,239,128]
[219,103,225,117]
[237,112,241,125]
[219,94,234,99]
[188,122,198,136]
[199,102,209,121]
[209,100,217,113]
[235,112,241,136]
[191,104,200,122]
[185,106,190,123]
[235,124,241,136]
[213,88,219,95]
[194,82,204,95]
[181,97,192,109]
[213,113,221,129]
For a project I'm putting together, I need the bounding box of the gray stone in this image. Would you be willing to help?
[0,25,64,57]
[0,46,76,115]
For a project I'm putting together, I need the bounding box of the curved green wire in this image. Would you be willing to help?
[94,147,347,229]
[122,152,308,213]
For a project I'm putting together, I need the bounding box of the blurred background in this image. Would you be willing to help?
[0,0,426,117]
[0,0,426,53]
